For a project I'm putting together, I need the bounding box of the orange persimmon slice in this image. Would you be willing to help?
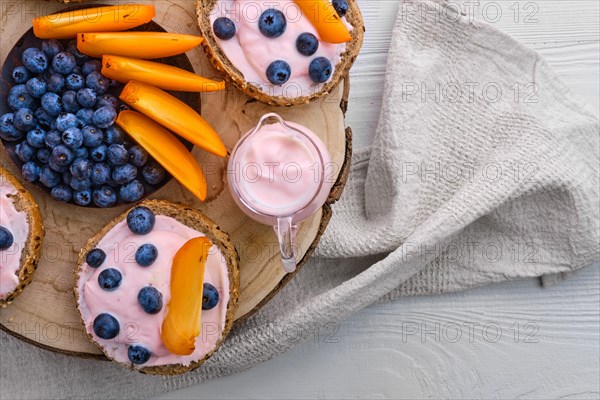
[33,4,155,39]
[78,32,203,59]
[115,110,207,201]
[293,0,351,44]
[161,237,212,356]
[102,55,225,93]
[119,81,227,158]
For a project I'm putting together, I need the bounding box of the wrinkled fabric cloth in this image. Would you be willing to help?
[1,1,598,399]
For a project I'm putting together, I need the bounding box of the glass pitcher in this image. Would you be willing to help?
[227,113,333,273]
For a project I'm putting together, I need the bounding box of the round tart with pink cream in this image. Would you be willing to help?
[197,0,364,105]
[0,166,44,306]
[74,200,239,375]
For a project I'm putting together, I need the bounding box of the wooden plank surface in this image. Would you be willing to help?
[155,0,600,398]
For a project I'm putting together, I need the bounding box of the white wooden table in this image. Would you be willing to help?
[156,1,600,398]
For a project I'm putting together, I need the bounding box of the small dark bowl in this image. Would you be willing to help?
[0,9,197,208]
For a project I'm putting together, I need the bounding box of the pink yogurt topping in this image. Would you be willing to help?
[0,180,29,299]
[76,215,230,368]
[232,122,323,217]
[210,0,349,97]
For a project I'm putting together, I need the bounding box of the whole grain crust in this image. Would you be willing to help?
[73,199,240,375]
[196,0,364,106]
[0,167,44,306]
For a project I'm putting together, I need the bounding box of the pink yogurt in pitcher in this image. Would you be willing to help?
[228,113,333,272]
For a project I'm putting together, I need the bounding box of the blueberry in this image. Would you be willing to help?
[142,161,166,185]
[62,170,73,185]
[65,73,84,91]
[39,166,60,188]
[13,108,36,132]
[67,41,88,65]
[73,189,92,206]
[40,92,62,116]
[0,226,14,250]
[112,164,137,185]
[51,184,73,202]
[84,249,106,269]
[81,125,103,147]
[90,162,110,186]
[21,161,41,182]
[75,146,89,159]
[44,72,65,93]
[26,128,45,148]
[120,180,144,203]
[0,113,22,141]
[266,60,291,85]
[52,52,76,75]
[8,85,36,111]
[202,283,219,310]
[61,90,79,114]
[41,39,63,58]
[95,93,118,110]
[90,144,108,162]
[86,71,109,94]
[127,145,148,167]
[93,185,117,208]
[135,243,158,267]
[308,57,333,83]
[93,106,116,129]
[15,142,35,162]
[128,345,151,365]
[98,268,122,290]
[76,109,95,126]
[55,112,79,132]
[259,9,287,38]
[26,77,47,98]
[93,313,119,340]
[72,65,82,75]
[332,0,348,17]
[22,48,48,74]
[213,17,236,40]
[127,206,155,235]
[137,286,162,314]
[34,107,54,129]
[107,144,128,165]
[104,125,125,144]
[296,33,319,56]
[62,127,83,148]
[12,66,30,84]
[70,157,92,180]
[45,130,62,148]
[77,88,96,108]
[69,176,91,191]
[82,60,102,76]
[36,147,51,164]
[51,144,75,167]
[48,158,68,173]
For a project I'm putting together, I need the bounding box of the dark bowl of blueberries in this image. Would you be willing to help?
[0,19,197,208]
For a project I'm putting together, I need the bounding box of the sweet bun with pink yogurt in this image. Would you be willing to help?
[74,200,239,375]
[197,0,364,106]
[0,166,44,306]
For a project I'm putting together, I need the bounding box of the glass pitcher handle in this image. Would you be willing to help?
[274,217,297,273]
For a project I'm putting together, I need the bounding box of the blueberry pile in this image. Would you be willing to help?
[212,0,350,86]
[0,39,168,207]
[86,206,221,365]
[0,226,14,250]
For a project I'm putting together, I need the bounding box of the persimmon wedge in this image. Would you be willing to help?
[78,32,203,59]
[293,0,351,43]
[102,55,225,92]
[120,81,227,158]
[33,4,155,39]
[115,111,207,201]
[161,236,212,356]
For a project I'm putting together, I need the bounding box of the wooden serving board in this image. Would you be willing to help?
[0,1,351,357]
